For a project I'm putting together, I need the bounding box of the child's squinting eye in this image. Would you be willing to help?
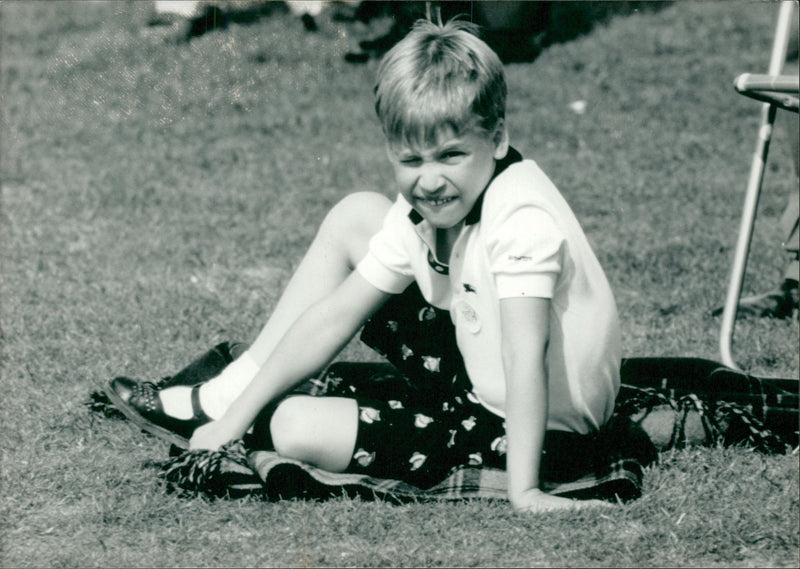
[440,150,465,162]
[395,148,464,166]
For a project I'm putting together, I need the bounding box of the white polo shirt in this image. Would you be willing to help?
[357,154,620,434]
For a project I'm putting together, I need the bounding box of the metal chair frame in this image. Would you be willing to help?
[719,1,799,371]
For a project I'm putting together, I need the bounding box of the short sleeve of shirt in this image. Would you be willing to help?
[485,204,565,299]
[356,199,416,294]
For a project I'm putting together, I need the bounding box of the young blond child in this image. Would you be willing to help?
[108,19,632,513]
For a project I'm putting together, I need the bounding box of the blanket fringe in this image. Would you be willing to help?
[618,386,790,454]
[151,440,266,499]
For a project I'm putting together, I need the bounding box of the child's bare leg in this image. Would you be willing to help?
[107,192,391,448]
[247,191,393,365]
[163,191,392,420]
[267,395,359,471]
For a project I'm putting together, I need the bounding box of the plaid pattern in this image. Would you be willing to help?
[144,356,796,502]
[105,353,797,503]
[247,446,644,503]
[618,357,798,451]
[154,435,646,504]
[154,362,798,503]
[154,441,266,500]
[93,289,797,502]
[150,354,655,502]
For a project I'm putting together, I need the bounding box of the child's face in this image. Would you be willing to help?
[387,124,509,230]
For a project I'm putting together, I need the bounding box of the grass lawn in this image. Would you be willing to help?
[1,1,798,567]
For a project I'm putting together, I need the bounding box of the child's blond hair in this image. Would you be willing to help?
[374,19,506,148]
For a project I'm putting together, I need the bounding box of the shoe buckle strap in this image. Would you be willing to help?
[190,385,212,422]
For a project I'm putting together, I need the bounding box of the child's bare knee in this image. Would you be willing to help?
[323,192,390,233]
[269,396,358,470]
[269,396,315,458]
[319,192,392,266]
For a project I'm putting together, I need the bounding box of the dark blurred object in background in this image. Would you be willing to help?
[343,1,669,64]
[149,1,320,41]
[147,1,668,62]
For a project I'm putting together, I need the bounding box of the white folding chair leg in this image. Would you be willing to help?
[719,1,797,370]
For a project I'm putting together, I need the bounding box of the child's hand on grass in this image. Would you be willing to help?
[511,488,612,514]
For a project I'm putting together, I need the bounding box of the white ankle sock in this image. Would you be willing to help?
[197,351,260,420]
[159,385,194,420]
[157,351,260,421]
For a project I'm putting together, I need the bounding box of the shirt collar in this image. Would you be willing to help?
[407,146,523,226]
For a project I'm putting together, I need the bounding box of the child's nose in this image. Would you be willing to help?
[417,167,445,193]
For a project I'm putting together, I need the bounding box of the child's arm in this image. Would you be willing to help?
[500,296,601,513]
[190,271,392,450]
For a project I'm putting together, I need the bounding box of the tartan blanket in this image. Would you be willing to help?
[617,357,798,452]
[153,438,645,504]
[90,345,798,503]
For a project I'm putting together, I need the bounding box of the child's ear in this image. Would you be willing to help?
[492,121,510,160]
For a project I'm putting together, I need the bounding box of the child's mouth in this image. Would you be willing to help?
[419,196,457,207]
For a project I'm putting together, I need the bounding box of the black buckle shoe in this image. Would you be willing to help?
[105,377,211,448]
[154,341,243,390]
